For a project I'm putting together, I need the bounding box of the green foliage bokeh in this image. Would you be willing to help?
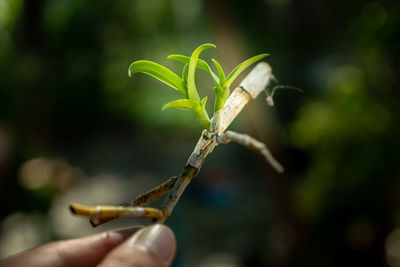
[0,0,399,266]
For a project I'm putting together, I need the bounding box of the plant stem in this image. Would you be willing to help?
[195,108,211,130]
[160,62,274,220]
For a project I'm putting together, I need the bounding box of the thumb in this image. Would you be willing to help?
[99,224,176,267]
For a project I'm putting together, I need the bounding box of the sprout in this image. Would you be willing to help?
[129,43,268,129]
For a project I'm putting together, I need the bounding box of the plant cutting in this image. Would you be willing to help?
[70,43,295,226]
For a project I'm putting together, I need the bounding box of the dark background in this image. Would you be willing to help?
[0,0,399,266]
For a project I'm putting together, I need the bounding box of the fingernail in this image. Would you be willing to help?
[128,224,176,264]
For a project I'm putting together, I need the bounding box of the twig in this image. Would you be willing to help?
[217,130,284,173]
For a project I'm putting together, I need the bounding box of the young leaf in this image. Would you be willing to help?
[214,87,224,112]
[169,54,220,87]
[187,44,216,102]
[168,55,211,72]
[162,98,199,111]
[200,96,208,108]
[162,98,210,129]
[182,63,189,83]
[198,96,210,129]
[211,59,226,86]
[224,54,268,88]
[213,85,230,111]
[129,60,187,98]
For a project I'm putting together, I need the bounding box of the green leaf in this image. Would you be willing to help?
[200,96,208,108]
[169,54,221,88]
[128,60,187,98]
[168,55,210,72]
[182,63,189,83]
[162,98,199,111]
[162,98,210,129]
[214,89,224,111]
[187,43,216,101]
[213,85,230,111]
[210,59,230,112]
[211,59,226,86]
[224,53,268,88]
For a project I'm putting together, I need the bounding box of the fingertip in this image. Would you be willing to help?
[100,224,176,267]
[128,224,176,264]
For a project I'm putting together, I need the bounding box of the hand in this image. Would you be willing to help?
[0,224,176,267]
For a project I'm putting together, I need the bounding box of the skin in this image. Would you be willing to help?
[0,224,176,267]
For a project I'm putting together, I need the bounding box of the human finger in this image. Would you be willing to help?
[0,227,141,267]
[99,224,176,267]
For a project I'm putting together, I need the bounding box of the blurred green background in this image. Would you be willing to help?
[0,0,399,266]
